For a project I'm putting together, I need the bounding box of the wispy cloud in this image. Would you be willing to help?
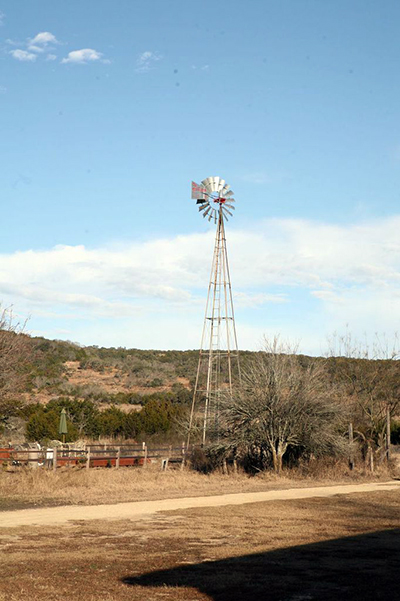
[61,48,110,65]
[135,51,162,73]
[0,11,5,26]
[10,49,37,62]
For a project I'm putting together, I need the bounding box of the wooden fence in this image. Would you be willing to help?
[0,443,189,470]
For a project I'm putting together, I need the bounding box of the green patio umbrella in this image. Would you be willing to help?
[59,408,68,444]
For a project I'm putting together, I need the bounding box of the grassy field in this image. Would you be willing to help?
[0,487,399,600]
[0,461,391,510]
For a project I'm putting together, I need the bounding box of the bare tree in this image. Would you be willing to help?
[0,306,32,426]
[213,338,346,473]
[326,331,400,470]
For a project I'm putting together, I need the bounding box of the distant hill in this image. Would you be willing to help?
[18,336,400,410]
[22,337,256,409]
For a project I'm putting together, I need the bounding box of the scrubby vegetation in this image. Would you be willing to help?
[0,306,399,475]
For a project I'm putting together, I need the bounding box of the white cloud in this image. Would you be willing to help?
[27,32,60,54]
[29,32,58,47]
[8,31,60,63]
[0,11,5,26]
[135,51,163,73]
[2,216,400,352]
[61,48,106,64]
[10,49,37,62]
[7,32,109,67]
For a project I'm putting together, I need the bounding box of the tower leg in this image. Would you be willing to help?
[187,207,240,448]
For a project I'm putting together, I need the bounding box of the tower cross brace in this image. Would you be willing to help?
[188,202,240,446]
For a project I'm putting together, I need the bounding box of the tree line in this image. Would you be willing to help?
[24,398,185,442]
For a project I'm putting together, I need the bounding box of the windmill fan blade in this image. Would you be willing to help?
[203,206,212,218]
[225,190,234,198]
[218,178,226,191]
[205,180,214,194]
[223,207,233,217]
[224,203,235,210]
[208,208,217,222]
[198,202,209,211]
[221,184,231,195]
[201,178,212,193]
[212,176,220,191]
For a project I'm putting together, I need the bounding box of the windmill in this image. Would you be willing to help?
[187,176,241,446]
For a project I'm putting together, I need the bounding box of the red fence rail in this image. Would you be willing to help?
[0,444,189,470]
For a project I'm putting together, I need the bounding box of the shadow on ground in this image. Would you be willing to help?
[122,528,400,600]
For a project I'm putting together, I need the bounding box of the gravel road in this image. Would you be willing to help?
[1,481,399,528]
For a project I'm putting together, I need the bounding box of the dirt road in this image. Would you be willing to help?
[1,480,399,528]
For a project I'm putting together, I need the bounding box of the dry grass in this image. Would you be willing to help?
[0,465,286,509]
[0,459,394,511]
[0,489,399,600]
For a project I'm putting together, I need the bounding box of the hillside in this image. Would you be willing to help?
[19,338,261,408]
[1,333,400,446]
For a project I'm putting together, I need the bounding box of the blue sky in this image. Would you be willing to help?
[1,1,400,355]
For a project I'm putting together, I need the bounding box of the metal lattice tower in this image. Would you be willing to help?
[188,177,241,445]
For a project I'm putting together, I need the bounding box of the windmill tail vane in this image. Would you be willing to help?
[187,176,241,447]
[191,181,207,202]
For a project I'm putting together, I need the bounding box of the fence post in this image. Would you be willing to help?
[348,422,354,471]
[180,442,186,470]
[143,443,147,468]
[86,446,91,470]
[386,406,391,462]
[116,446,121,469]
[53,447,57,472]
